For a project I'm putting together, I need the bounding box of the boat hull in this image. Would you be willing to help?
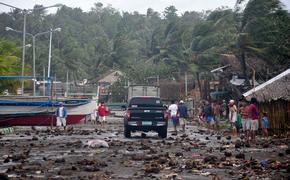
[0,98,96,127]
[0,114,87,126]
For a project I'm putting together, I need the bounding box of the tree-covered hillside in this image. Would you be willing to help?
[0,0,289,87]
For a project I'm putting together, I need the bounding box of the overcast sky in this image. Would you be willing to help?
[0,0,289,14]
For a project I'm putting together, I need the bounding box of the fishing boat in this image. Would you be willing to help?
[0,96,96,126]
[0,110,54,126]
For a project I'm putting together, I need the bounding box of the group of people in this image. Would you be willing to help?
[198,100,226,131]
[168,100,188,135]
[90,102,109,128]
[198,97,269,142]
[55,101,109,130]
[239,98,269,141]
[55,97,269,141]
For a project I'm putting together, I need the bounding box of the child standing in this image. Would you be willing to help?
[262,112,269,139]
[90,107,98,125]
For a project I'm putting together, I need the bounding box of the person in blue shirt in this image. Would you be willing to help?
[204,101,214,130]
[262,112,269,139]
[55,102,68,130]
[178,100,188,132]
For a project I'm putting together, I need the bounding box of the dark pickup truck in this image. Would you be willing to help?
[123,96,168,138]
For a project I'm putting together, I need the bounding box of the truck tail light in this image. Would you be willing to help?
[163,111,168,120]
[126,110,131,119]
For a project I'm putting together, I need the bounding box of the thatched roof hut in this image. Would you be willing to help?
[243,68,290,102]
[242,68,290,135]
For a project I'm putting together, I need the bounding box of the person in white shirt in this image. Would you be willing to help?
[168,100,178,135]
[228,100,237,136]
[90,108,97,125]
[91,103,100,125]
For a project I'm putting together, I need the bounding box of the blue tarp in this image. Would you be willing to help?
[210,91,228,97]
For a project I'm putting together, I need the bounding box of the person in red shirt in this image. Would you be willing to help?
[239,100,250,140]
[97,102,109,128]
[249,97,259,142]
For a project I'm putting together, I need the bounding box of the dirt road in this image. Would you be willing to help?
[0,117,289,179]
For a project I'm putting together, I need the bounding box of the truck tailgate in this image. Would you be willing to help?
[129,107,165,121]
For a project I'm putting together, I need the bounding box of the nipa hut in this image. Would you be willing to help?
[243,68,290,134]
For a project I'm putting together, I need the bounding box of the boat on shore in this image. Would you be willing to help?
[0,96,96,126]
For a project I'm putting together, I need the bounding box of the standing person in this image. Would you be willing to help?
[198,103,205,126]
[55,102,68,130]
[178,100,188,133]
[240,101,250,140]
[249,97,259,142]
[213,101,221,130]
[261,112,269,139]
[228,100,237,136]
[90,106,98,125]
[168,100,179,135]
[97,102,108,128]
[204,101,214,130]
[220,100,227,121]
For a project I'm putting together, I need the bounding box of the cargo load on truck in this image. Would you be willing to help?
[127,85,160,101]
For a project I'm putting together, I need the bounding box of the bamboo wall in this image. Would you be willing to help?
[258,100,290,135]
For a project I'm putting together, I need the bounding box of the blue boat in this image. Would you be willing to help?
[0,97,90,107]
[0,96,94,126]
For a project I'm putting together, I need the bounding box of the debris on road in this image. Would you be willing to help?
[0,118,289,179]
[86,139,109,148]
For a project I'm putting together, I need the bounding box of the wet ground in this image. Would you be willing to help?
[0,116,289,180]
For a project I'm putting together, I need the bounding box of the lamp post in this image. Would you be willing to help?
[17,44,32,49]
[0,2,62,95]
[47,28,61,79]
[6,27,56,96]
[47,28,61,98]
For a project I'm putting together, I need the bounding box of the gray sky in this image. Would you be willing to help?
[0,0,289,14]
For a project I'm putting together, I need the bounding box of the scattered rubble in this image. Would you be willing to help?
[235,153,245,159]
[0,118,289,179]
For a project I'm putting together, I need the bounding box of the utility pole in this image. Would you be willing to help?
[0,2,62,95]
[157,75,160,86]
[32,36,36,96]
[65,71,69,97]
[43,67,46,96]
[21,12,27,95]
[185,72,188,99]
[47,28,61,98]
[6,27,55,96]
[47,30,52,78]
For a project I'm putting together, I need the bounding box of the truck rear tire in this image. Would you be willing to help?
[158,127,167,138]
[124,126,131,138]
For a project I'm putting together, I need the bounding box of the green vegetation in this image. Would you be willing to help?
[0,39,21,93]
[0,0,289,89]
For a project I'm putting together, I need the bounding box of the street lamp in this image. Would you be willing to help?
[47,27,61,79]
[17,44,32,49]
[0,2,62,95]
[47,27,61,98]
[6,27,56,96]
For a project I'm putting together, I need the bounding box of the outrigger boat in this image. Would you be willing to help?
[0,96,96,126]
